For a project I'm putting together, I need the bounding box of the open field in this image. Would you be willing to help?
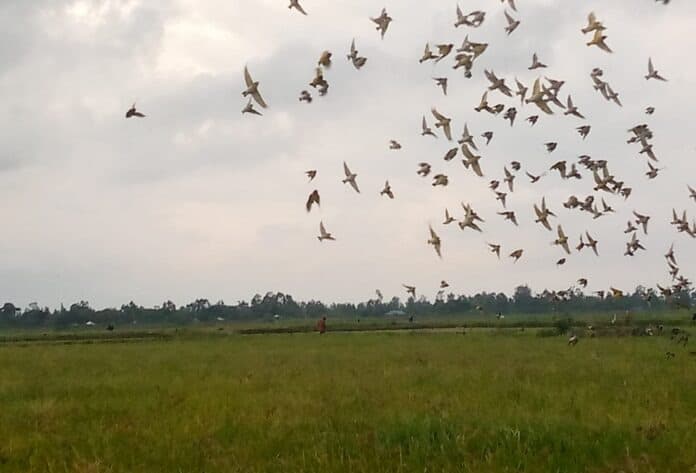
[1,329,695,473]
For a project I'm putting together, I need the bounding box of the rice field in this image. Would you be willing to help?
[0,328,695,472]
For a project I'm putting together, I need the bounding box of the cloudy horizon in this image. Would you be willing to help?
[1,0,694,310]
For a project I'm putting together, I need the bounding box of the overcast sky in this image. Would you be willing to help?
[1,0,694,309]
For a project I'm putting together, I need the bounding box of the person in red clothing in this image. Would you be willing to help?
[316,316,327,334]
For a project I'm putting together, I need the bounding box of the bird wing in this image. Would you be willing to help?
[471,160,483,177]
[431,107,446,122]
[244,66,254,88]
[251,89,267,108]
[421,116,428,131]
[349,178,361,194]
[504,11,515,25]
[350,39,356,55]
[319,221,327,236]
[295,1,307,15]
[343,161,352,177]
[648,57,654,75]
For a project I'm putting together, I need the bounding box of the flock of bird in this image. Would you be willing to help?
[129,1,691,313]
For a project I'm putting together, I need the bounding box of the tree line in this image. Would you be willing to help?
[1,285,693,329]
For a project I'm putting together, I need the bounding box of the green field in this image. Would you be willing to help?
[1,329,695,473]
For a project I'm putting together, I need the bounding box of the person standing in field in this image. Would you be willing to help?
[316,316,327,334]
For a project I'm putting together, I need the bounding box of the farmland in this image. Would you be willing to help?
[0,323,694,473]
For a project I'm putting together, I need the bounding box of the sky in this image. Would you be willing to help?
[1,0,695,309]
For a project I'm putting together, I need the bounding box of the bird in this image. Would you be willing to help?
[347,39,367,69]
[443,147,458,162]
[568,335,579,346]
[526,171,543,183]
[458,124,478,150]
[488,243,501,259]
[582,12,605,34]
[431,108,452,140]
[342,162,360,193]
[482,131,494,145]
[645,57,667,81]
[417,162,432,177]
[380,181,394,199]
[498,211,519,226]
[510,161,521,171]
[556,258,566,266]
[389,140,402,150]
[125,103,145,118]
[288,0,307,15]
[515,78,528,104]
[403,285,416,298]
[528,53,547,70]
[306,190,320,212]
[509,249,524,262]
[587,29,612,53]
[645,106,655,115]
[420,43,438,63]
[305,170,317,182]
[440,280,450,289]
[585,232,599,256]
[545,142,558,153]
[299,90,312,103]
[633,211,650,234]
[578,278,588,288]
[501,0,517,11]
[534,197,556,231]
[484,70,513,97]
[433,77,448,95]
[564,96,585,119]
[461,145,484,177]
[428,226,442,258]
[554,225,571,255]
[688,185,696,202]
[421,116,437,138]
[504,167,515,192]
[435,44,454,62]
[504,10,520,35]
[318,221,335,241]
[432,174,449,187]
[496,190,508,207]
[317,50,332,68]
[242,99,262,116]
[526,78,553,114]
[371,8,393,39]
[645,161,662,179]
[503,107,517,126]
[577,125,591,139]
[527,115,539,126]
[242,66,267,108]
[443,209,455,225]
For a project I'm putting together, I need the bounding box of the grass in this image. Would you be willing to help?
[0,329,695,472]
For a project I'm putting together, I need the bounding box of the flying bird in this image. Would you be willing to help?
[421,116,437,138]
[554,225,571,255]
[318,222,335,241]
[306,190,320,212]
[587,29,612,53]
[509,249,524,262]
[342,162,360,193]
[428,226,443,258]
[504,11,520,35]
[125,103,145,118]
[431,108,453,140]
[305,170,317,181]
[380,181,394,199]
[371,8,393,39]
[242,99,262,116]
[433,77,448,95]
[242,66,267,108]
[288,0,307,15]
[528,53,547,70]
[645,57,667,81]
